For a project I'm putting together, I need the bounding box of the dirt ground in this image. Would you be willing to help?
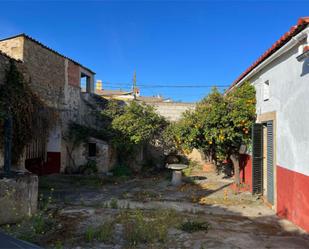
[16,170,309,248]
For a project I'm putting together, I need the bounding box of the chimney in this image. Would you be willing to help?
[96,80,103,91]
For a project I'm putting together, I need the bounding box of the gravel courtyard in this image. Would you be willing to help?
[5,169,309,249]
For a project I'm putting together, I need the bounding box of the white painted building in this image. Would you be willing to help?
[227,17,309,232]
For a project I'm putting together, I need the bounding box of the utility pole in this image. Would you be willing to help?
[132,71,137,100]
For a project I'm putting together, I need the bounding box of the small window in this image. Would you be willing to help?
[263,80,270,101]
[88,143,96,157]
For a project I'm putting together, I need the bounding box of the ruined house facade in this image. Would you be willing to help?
[0,34,115,174]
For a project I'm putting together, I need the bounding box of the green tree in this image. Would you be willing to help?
[217,82,256,184]
[163,83,256,185]
[112,101,167,161]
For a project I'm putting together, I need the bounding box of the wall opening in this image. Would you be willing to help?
[263,80,270,101]
[88,143,97,157]
[80,73,91,93]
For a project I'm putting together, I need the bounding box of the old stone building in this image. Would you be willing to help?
[0,34,115,174]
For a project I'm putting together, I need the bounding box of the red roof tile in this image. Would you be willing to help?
[227,17,309,92]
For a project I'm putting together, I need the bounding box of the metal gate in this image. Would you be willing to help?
[252,123,263,194]
[267,121,274,204]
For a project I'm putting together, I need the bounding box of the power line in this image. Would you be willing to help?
[101,82,229,88]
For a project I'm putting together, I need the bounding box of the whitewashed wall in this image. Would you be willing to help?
[248,39,309,176]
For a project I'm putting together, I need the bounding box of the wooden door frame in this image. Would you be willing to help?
[257,111,277,210]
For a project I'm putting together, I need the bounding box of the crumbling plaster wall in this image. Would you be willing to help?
[69,138,116,173]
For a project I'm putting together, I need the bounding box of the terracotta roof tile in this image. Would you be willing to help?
[227,17,309,92]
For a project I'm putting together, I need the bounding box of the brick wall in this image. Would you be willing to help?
[68,60,80,87]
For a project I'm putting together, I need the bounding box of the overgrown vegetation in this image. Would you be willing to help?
[0,60,57,165]
[164,82,256,184]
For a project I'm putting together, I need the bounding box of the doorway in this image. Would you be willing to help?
[252,120,275,206]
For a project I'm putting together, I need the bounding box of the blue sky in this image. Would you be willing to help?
[1,1,309,102]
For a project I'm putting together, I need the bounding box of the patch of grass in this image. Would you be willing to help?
[84,221,114,243]
[180,220,210,233]
[116,209,182,246]
[85,226,96,242]
[96,221,114,243]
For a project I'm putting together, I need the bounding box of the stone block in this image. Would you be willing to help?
[0,173,38,225]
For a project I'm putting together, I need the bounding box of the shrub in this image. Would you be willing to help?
[109,198,118,209]
[79,160,98,175]
[180,220,210,233]
[111,164,132,177]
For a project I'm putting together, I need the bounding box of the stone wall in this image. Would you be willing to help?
[23,38,66,109]
[0,174,38,225]
[148,102,196,122]
[0,37,24,61]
